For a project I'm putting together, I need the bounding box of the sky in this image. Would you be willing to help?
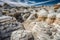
[0,0,60,6]
[12,0,60,6]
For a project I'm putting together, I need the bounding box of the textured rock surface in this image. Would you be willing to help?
[11,30,34,40]
[0,3,60,40]
[52,24,60,40]
[31,22,57,40]
[0,16,25,40]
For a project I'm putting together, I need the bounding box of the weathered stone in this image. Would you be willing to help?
[11,30,34,40]
[0,16,25,40]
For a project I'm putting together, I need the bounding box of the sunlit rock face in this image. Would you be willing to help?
[11,30,34,40]
[54,3,60,9]
[23,13,38,30]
